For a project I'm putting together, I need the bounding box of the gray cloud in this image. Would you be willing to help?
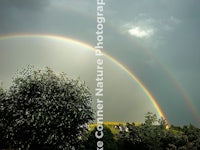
[0,0,49,10]
[0,0,200,126]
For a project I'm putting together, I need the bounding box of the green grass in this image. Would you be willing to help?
[89,122,141,135]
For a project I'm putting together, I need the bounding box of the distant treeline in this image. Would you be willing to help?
[81,112,200,150]
[1,66,200,150]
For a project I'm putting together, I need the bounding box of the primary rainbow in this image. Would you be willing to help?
[44,5,200,126]
[0,33,169,125]
[137,43,200,126]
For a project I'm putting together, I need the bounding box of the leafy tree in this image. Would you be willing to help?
[183,124,200,142]
[103,125,118,150]
[81,125,118,150]
[0,67,94,149]
[144,112,157,126]
[118,112,168,150]
[182,124,200,149]
[139,113,164,150]
[117,123,145,149]
[0,84,9,149]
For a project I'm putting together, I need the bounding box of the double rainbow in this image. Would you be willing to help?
[0,33,169,125]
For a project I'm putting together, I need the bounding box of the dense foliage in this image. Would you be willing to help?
[82,113,200,150]
[80,125,118,150]
[0,67,94,149]
[117,113,200,150]
[1,67,200,149]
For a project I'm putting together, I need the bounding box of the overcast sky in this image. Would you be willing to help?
[0,0,200,126]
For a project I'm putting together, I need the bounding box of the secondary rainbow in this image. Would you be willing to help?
[0,33,169,125]
[48,5,200,126]
[138,43,200,126]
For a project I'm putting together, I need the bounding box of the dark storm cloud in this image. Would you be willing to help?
[0,0,200,126]
[0,0,49,10]
[0,0,96,42]
[157,21,200,70]
[0,0,50,34]
[102,0,200,126]
[106,0,200,21]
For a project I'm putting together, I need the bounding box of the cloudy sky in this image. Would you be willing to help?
[0,0,200,126]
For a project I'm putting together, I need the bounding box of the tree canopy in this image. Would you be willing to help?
[0,67,94,149]
[1,67,200,150]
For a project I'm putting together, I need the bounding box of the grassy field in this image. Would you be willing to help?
[89,122,140,135]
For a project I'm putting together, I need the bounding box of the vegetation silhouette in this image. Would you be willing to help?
[1,66,200,150]
[81,113,200,150]
[0,66,94,149]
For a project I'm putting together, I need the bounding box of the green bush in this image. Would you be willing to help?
[82,125,118,150]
